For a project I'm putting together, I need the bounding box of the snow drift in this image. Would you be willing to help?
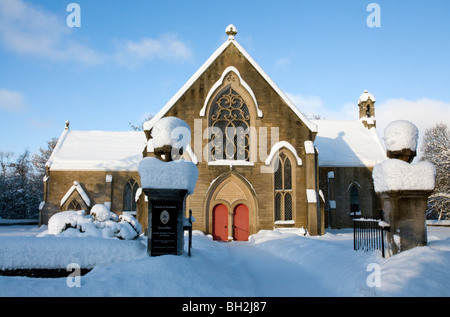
[0,226,449,297]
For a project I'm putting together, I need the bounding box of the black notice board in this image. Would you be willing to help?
[150,201,178,256]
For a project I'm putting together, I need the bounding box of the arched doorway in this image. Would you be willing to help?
[206,172,257,241]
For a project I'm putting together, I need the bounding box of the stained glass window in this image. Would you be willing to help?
[209,87,250,161]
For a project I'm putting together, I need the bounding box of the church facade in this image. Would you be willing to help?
[40,25,386,239]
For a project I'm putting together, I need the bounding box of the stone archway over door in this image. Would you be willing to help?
[213,204,228,241]
[206,172,258,241]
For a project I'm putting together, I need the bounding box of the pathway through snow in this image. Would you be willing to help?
[227,241,336,296]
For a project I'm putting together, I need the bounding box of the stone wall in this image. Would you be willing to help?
[319,166,381,228]
[40,170,140,226]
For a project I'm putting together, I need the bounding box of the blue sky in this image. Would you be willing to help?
[0,0,449,156]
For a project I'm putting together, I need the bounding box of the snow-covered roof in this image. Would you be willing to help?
[358,90,376,104]
[143,28,317,133]
[311,120,387,167]
[60,181,91,207]
[47,130,147,171]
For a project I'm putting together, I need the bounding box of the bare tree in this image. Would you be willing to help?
[32,138,58,177]
[420,122,450,220]
[0,151,14,179]
[129,114,154,131]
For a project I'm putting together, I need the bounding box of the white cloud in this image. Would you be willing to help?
[113,34,193,68]
[286,92,356,120]
[286,93,325,119]
[287,92,449,157]
[0,88,27,112]
[0,0,104,65]
[0,0,191,67]
[375,98,450,155]
[288,92,448,133]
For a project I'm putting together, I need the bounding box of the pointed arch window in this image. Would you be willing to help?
[209,86,250,161]
[274,153,293,221]
[67,199,81,211]
[349,183,360,216]
[124,178,139,212]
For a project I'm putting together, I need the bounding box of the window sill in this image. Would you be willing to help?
[208,160,254,167]
[274,220,295,225]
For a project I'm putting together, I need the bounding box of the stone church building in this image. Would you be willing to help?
[40,25,386,240]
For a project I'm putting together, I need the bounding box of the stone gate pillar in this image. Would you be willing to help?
[138,117,199,256]
[372,120,435,256]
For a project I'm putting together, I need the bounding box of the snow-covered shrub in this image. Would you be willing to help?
[90,204,119,222]
[48,210,91,235]
[47,206,141,240]
[120,213,142,234]
[115,221,139,240]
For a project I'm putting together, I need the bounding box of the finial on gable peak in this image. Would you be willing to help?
[225,24,237,40]
[65,120,70,130]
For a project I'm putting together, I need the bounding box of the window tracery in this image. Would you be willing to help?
[274,153,293,221]
[209,86,250,161]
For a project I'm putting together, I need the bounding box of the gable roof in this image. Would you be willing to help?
[143,35,317,133]
[47,129,147,171]
[311,120,386,167]
[60,181,91,207]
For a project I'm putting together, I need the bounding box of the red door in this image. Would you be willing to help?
[213,204,228,241]
[233,204,249,241]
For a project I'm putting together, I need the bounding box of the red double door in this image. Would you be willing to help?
[213,204,249,241]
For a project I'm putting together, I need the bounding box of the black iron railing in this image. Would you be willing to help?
[353,214,390,258]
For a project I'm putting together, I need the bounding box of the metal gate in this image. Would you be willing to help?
[353,214,390,258]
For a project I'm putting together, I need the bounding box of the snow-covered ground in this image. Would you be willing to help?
[0,225,449,297]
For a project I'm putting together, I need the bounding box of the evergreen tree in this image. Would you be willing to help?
[8,150,41,219]
[0,137,58,220]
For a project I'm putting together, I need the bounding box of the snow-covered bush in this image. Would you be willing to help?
[48,210,91,235]
[120,213,142,234]
[90,204,119,222]
[47,205,141,240]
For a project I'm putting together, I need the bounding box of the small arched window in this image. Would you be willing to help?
[124,178,139,212]
[68,199,81,211]
[209,86,250,161]
[274,153,293,221]
[349,183,360,215]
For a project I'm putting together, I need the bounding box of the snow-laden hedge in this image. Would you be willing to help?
[48,205,142,240]
[0,236,146,269]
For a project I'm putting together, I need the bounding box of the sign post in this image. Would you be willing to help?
[138,116,199,257]
[144,188,188,256]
